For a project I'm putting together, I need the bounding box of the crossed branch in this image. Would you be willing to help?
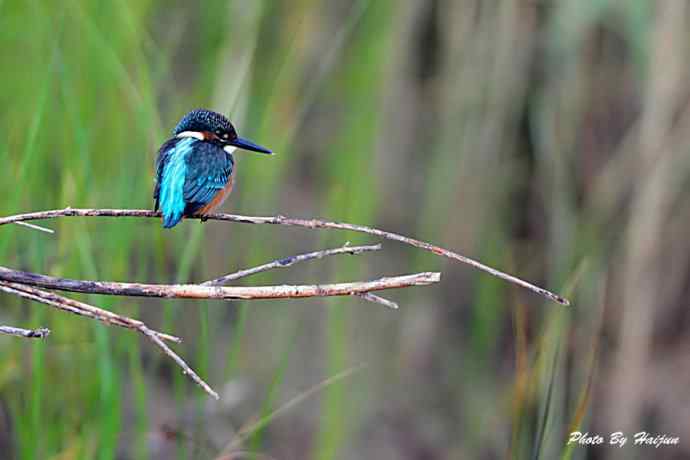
[0,208,569,399]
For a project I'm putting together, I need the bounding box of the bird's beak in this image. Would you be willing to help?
[230,137,273,155]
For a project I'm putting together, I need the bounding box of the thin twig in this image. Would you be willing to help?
[15,221,54,234]
[202,243,382,286]
[353,292,398,309]
[223,363,366,453]
[0,208,569,305]
[203,242,399,309]
[0,267,440,300]
[0,282,180,343]
[0,324,50,339]
[139,325,218,400]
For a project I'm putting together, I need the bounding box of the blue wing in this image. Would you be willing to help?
[154,138,233,228]
[182,142,234,215]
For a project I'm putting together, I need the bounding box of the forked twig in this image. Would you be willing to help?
[202,242,401,308]
[202,243,382,286]
[0,247,435,398]
[0,282,180,343]
[201,242,401,309]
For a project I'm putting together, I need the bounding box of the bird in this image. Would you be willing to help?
[153,109,272,228]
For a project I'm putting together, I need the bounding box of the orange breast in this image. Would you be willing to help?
[198,173,235,215]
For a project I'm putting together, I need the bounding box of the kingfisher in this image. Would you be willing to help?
[153,109,272,228]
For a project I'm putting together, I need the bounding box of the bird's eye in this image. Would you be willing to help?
[222,133,229,139]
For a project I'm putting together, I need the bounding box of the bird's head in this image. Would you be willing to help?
[174,109,272,155]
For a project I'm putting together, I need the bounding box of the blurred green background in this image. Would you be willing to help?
[1,0,688,459]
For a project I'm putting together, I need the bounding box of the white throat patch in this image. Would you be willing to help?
[176,131,205,141]
[223,145,237,154]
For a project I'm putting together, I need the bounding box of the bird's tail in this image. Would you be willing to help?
[162,211,183,228]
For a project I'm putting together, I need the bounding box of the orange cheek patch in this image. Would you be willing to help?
[201,131,221,142]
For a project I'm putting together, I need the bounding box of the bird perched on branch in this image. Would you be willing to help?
[154,109,272,228]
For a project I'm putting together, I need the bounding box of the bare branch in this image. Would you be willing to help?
[0,206,569,399]
[15,221,55,234]
[203,243,382,286]
[0,267,440,300]
[0,208,569,305]
[0,324,50,339]
[0,282,180,343]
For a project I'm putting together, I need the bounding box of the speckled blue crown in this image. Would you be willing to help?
[173,109,236,137]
